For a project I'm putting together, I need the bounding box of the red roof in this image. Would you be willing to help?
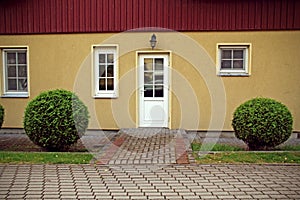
[0,0,299,34]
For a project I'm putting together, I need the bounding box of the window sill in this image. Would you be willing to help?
[218,73,250,77]
[93,93,118,99]
[1,94,29,98]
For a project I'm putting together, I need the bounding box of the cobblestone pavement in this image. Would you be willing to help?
[0,164,299,199]
[94,129,192,165]
[0,130,119,152]
[1,129,300,199]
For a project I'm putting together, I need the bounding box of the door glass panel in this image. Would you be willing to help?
[155,58,163,70]
[144,58,153,71]
[155,74,163,84]
[143,57,166,98]
[144,72,153,84]
[144,85,153,97]
[155,85,163,97]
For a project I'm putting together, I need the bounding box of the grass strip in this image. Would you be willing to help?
[195,152,300,164]
[191,143,244,151]
[0,151,93,164]
[192,143,300,151]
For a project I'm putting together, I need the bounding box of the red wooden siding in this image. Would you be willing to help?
[0,0,299,34]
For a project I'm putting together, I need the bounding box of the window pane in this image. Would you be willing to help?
[7,53,16,64]
[99,54,105,63]
[18,66,27,77]
[18,79,27,91]
[8,79,17,90]
[144,85,153,97]
[107,54,114,63]
[99,79,106,90]
[18,53,27,64]
[221,60,232,69]
[155,74,163,84]
[233,50,244,59]
[144,58,153,71]
[155,58,163,70]
[144,72,153,84]
[155,85,163,97]
[107,65,114,77]
[99,65,106,77]
[233,60,244,69]
[222,50,231,59]
[8,66,16,77]
[107,78,114,90]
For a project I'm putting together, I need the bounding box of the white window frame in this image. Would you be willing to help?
[93,45,118,98]
[217,43,251,76]
[1,47,29,97]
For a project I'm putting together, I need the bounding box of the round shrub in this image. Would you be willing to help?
[0,104,4,129]
[232,98,293,150]
[24,89,89,151]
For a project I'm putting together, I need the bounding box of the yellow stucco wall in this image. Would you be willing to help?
[0,31,299,131]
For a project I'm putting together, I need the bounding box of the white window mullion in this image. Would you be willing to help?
[93,45,118,98]
[217,44,251,76]
[2,48,29,97]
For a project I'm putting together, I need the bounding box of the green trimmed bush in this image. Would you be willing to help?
[232,98,293,150]
[24,89,89,151]
[0,104,4,129]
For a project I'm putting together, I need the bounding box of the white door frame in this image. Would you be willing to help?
[138,53,169,128]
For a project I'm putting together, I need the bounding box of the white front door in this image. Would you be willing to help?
[139,54,169,127]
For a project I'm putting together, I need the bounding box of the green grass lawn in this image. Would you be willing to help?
[191,143,245,151]
[192,143,300,164]
[195,152,300,164]
[0,151,93,164]
[192,143,300,151]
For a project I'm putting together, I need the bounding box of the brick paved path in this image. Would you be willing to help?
[0,164,299,199]
[89,129,193,165]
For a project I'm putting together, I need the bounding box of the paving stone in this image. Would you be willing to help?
[60,195,78,199]
[43,194,61,199]
[6,194,26,199]
[234,194,253,199]
[77,194,95,199]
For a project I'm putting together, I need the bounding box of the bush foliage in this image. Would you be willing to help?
[0,104,4,129]
[24,89,89,151]
[232,98,293,150]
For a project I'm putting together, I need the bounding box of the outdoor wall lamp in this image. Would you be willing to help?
[150,34,157,49]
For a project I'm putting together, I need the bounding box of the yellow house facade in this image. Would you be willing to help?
[1,31,299,131]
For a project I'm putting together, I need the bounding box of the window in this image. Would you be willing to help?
[93,45,118,98]
[217,44,251,76]
[2,48,29,97]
